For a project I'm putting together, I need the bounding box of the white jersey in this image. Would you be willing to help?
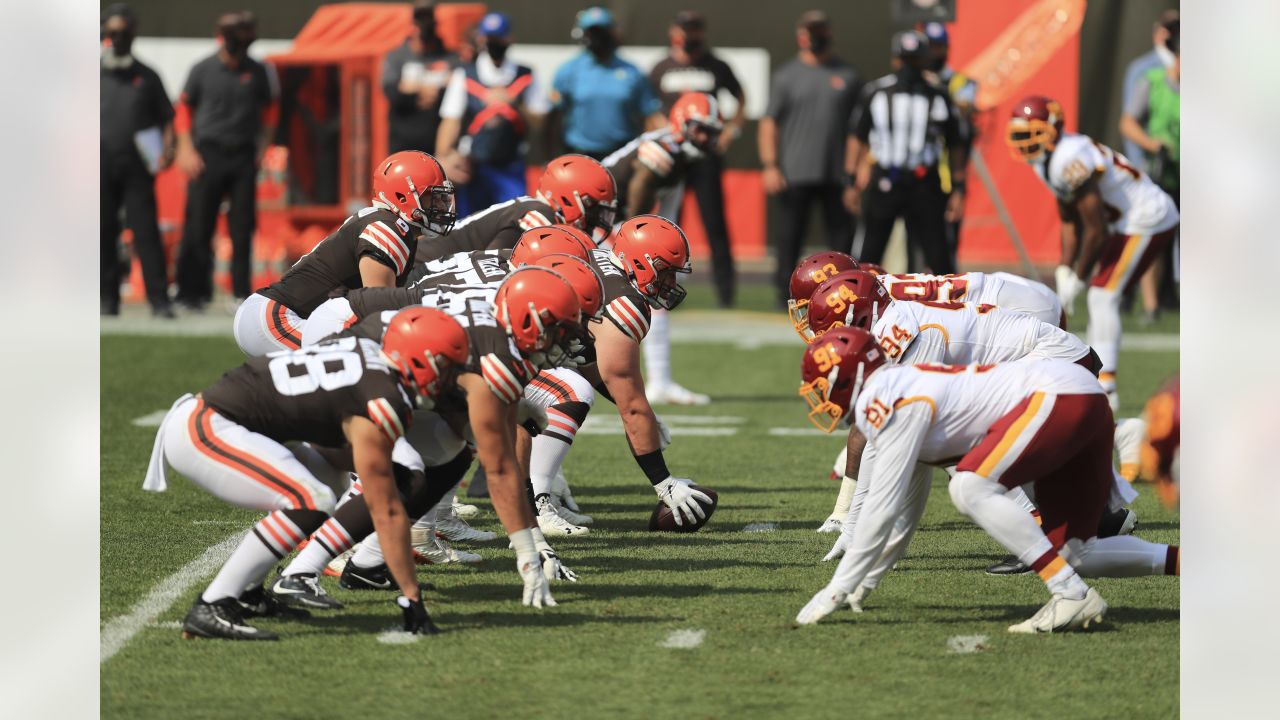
[853,360,1104,466]
[878,272,996,305]
[1034,133,1178,235]
[870,300,1088,367]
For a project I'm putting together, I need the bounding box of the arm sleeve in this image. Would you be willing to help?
[523,72,552,115]
[850,86,874,141]
[1123,76,1151,120]
[552,64,571,110]
[716,56,744,97]
[763,70,786,120]
[150,70,175,125]
[635,72,662,116]
[861,463,933,589]
[438,68,468,119]
[826,403,932,594]
[182,64,201,108]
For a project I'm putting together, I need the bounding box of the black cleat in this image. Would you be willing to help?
[271,573,345,610]
[1097,507,1138,538]
[181,597,279,641]
[985,555,1032,575]
[236,585,311,619]
[340,561,397,591]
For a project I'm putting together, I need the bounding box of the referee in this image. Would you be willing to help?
[845,30,966,274]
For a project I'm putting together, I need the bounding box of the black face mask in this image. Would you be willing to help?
[486,41,509,65]
[105,29,134,57]
[682,37,705,55]
[222,31,252,57]
[896,64,923,83]
[807,32,832,55]
[416,19,438,46]
[927,55,946,72]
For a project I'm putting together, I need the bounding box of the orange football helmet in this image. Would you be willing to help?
[532,254,605,321]
[511,225,593,266]
[537,154,618,234]
[611,214,692,310]
[382,306,470,402]
[373,151,456,234]
[493,267,585,368]
[669,92,723,155]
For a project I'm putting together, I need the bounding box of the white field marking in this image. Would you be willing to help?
[658,415,746,425]
[768,427,830,437]
[742,522,777,533]
[131,410,171,427]
[377,629,422,645]
[659,628,706,649]
[947,635,990,654]
[150,620,183,629]
[191,520,243,526]
[100,530,245,663]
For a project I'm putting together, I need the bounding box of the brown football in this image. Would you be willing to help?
[648,486,718,533]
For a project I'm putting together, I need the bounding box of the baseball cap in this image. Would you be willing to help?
[674,11,706,30]
[919,21,948,45]
[576,6,614,30]
[478,12,512,38]
[892,30,928,59]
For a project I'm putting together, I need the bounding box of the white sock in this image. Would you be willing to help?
[831,475,857,517]
[643,308,672,388]
[1072,536,1175,577]
[202,511,307,602]
[530,434,572,498]
[351,532,385,567]
[1087,286,1121,409]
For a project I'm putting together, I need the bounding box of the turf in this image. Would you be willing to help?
[100,323,1179,719]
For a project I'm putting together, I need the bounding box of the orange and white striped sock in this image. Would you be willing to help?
[202,509,326,602]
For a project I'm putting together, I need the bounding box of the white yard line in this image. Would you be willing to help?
[659,628,706,649]
[768,427,830,437]
[131,410,171,427]
[742,523,777,533]
[946,635,990,654]
[377,630,422,645]
[100,530,246,663]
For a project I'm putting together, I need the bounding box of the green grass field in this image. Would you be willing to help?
[101,307,1179,719]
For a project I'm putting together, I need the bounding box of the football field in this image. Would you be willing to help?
[100,295,1179,719]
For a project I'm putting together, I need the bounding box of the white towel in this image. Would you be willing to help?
[143,393,192,493]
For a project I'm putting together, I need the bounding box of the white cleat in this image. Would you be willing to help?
[646,381,711,406]
[411,528,483,565]
[1008,587,1108,634]
[452,501,481,520]
[551,469,581,512]
[847,585,871,613]
[546,494,593,525]
[1113,417,1147,483]
[434,511,498,543]
[325,548,354,577]
[796,586,848,625]
[816,516,843,533]
[536,498,589,536]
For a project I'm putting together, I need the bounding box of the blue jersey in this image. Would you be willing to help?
[553,52,660,154]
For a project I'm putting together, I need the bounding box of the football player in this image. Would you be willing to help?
[1007,95,1179,409]
[272,267,587,612]
[417,153,618,261]
[1141,374,1180,508]
[602,93,723,406]
[143,307,470,639]
[804,269,1138,541]
[794,329,1179,631]
[233,151,456,357]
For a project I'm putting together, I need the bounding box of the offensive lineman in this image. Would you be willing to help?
[144,307,470,639]
[233,151,456,356]
[1007,95,1179,409]
[794,329,1179,632]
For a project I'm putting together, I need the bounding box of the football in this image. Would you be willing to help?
[648,486,719,533]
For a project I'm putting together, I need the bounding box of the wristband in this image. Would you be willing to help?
[509,527,537,558]
[634,449,671,486]
[951,179,966,192]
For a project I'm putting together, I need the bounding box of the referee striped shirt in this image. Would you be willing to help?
[850,73,962,172]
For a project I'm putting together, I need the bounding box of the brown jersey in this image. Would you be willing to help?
[201,337,413,448]
[259,206,418,317]
[588,247,652,344]
[601,129,691,217]
[344,249,513,323]
[415,196,559,262]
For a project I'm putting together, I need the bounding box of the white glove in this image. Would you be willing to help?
[655,413,673,451]
[534,535,579,583]
[563,338,591,368]
[822,531,853,562]
[1054,265,1084,315]
[511,528,557,608]
[654,476,712,527]
[516,399,548,434]
[795,585,848,626]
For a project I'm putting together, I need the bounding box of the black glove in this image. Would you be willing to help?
[397,596,440,635]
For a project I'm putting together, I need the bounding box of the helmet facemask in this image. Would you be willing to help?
[389,175,457,235]
[641,255,691,310]
[1006,119,1058,162]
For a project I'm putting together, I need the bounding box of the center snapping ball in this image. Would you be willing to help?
[648,486,718,533]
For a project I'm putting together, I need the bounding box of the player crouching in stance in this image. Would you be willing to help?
[143,307,469,639]
[794,328,1178,633]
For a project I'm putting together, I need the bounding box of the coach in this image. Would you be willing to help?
[101,4,174,318]
[173,11,277,311]
[845,30,965,275]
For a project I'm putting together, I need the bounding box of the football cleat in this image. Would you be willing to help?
[985,555,1032,575]
[536,496,589,536]
[1114,417,1147,483]
[324,548,354,578]
[1097,507,1138,538]
[816,516,843,533]
[553,500,594,526]
[551,469,581,512]
[795,586,848,626]
[411,527,483,564]
[1008,587,1108,634]
[235,585,310,619]
[339,560,398,591]
[452,501,481,519]
[434,511,498,543]
[646,381,711,406]
[182,597,279,641]
[271,573,345,610]
[847,585,872,613]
